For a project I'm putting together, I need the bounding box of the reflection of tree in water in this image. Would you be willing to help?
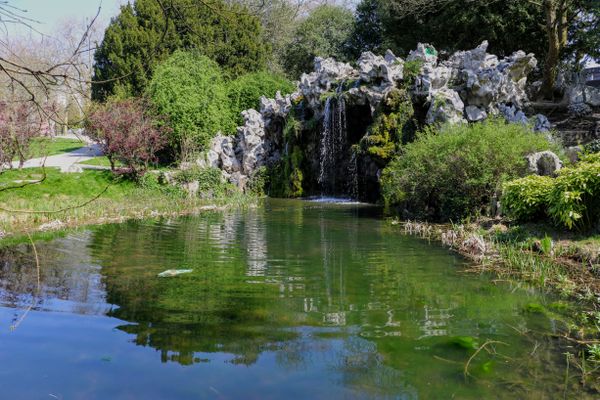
[0,232,108,317]
[0,201,578,398]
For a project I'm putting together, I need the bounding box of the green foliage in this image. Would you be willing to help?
[449,336,479,350]
[502,175,555,221]
[503,154,600,231]
[282,112,302,141]
[227,71,295,125]
[261,108,306,198]
[282,5,354,79]
[173,167,232,197]
[547,159,600,231]
[269,143,305,198]
[92,0,269,101]
[246,166,269,196]
[347,0,384,57]
[381,119,556,221]
[375,0,546,59]
[359,88,417,164]
[147,51,235,153]
[402,59,423,86]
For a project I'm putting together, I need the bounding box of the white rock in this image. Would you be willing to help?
[426,88,466,124]
[407,43,438,65]
[358,51,403,85]
[526,151,562,176]
[465,105,487,122]
[585,86,600,107]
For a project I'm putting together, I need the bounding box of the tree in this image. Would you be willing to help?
[377,0,546,58]
[282,5,354,79]
[348,0,385,57]
[0,102,44,168]
[86,99,168,176]
[92,0,270,101]
[376,0,598,98]
[227,71,295,125]
[146,50,235,156]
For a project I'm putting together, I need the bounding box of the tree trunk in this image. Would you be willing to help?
[541,0,560,99]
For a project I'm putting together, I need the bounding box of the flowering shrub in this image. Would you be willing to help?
[86,99,169,177]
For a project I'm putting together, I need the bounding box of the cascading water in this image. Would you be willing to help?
[318,92,348,196]
[348,149,359,200]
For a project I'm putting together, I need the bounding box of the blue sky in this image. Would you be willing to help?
[9,0,123,35]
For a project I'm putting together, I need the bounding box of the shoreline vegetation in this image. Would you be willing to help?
[393,217,600,370]
[0,167,254,240]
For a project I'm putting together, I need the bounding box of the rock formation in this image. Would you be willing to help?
[203,41,549,194]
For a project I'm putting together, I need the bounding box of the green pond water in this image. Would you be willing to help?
[0,199,589,399]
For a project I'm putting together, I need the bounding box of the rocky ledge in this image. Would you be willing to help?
[197,41,556,191]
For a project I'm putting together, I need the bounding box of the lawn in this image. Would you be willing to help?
[79,156,123,168]
[0,167,249,236]
[14,137,85,161]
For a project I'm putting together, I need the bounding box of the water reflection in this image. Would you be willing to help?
[0,199,590,399]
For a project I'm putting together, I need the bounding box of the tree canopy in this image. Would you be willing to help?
[146,50,235,155]
[92,0,269,101]
[282,5,354,79]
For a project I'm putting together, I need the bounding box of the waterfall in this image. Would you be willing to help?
[318,94,348,196]
[348,149,359,200]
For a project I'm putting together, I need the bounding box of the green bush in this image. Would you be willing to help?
[502,175,554,221]
[173,166,232,197]
[380,119,557,221]
[547,158,600,230]
[147,51,235,154]
[502,153,600,231]
[227,72,295,125]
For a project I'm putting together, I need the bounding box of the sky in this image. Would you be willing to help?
[8,0,124,36]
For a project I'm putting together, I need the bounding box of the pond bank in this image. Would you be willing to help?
[0,167,254,241]
[393,218,600,358]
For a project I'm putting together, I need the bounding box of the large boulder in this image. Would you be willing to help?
[426,88,466,124]
[358,50,404,86]
[526,151,562,176]
[237,109,267,176]
[259,91,292,119]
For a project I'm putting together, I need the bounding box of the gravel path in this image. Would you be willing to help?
[10,136,104,171]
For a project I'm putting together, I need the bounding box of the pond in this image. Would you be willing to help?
[0,199,589,399]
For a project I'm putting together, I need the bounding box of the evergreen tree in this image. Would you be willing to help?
[348,0,384,58]
[92,0,269,101]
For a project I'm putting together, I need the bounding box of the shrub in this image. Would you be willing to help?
[86,99,169,177]
[227,72,295,125]
[503,154,600,231]
[147,51,235,155]
[502,175,554,221]
[547,158,600,230]
[172,166,231,198]
[380,119,557,221]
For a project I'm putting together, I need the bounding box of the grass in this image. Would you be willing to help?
[14,137,85,161]
[0,167,252,237]
[79,156,122,167]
